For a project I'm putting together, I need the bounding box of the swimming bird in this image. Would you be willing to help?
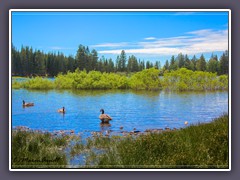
[184,121,188,125]
[22,100,34,107]
[58,107,65,113]
[99,109,112,123]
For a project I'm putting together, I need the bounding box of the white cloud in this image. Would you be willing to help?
[144,37,156,40]
[97,29,228,56]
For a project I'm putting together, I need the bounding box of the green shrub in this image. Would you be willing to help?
[12,68,228,91]
[12,81,22,89]
[163,68,228,91]
[21,77,54,89]
[129,68,161,90]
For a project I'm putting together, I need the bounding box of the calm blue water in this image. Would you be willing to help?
[11,89,228,134]
[12,77,55,82]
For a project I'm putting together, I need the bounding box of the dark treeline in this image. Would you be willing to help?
[11,44,228,76]
[162,51,229,75]
[12,44,157,77]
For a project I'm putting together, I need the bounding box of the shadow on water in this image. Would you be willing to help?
[21,88,162,97]
[70,89,162,99]
[20,87,227,98]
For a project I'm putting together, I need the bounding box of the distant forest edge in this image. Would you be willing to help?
[11,44,229,77]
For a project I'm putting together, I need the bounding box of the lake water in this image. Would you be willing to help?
[11,89,228,135]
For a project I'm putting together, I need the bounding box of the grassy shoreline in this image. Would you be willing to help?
[12,114,229,169]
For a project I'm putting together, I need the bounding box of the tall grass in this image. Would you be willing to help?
[79,114,229,168]
[12,131,69,168]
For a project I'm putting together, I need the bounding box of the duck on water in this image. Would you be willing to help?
[58,107,65,113]
[22,100,34,107]
[99,109,112,123]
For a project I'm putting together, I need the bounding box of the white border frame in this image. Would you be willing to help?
[9,9,231,171]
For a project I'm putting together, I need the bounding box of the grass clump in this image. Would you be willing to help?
[12,131,69,168]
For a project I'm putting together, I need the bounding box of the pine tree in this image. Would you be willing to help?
[119,50,127,72]
[91,49,98,71]
[196,54,207,71]
[190,55,197,71]
[184,54,191,70]
[207,54,218,73]
[164,60,169,70]
[219,50,229,75]
[177,53,185,68]
[76,44,87,70]
[169,55,177,71]
[154,61,161,69]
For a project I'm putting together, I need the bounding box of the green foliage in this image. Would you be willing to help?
[129,68,161,90]
[12,81,22,89]
[196,54,207,71]
[218,75,229,90]
[163,68,228,91]
[12,68,228,91]
[219,51,229,75]
[54,69,129,90]
[54,72,74,89]
[163,53,228,75]
[12,131,68,168]
[21,77,55,89]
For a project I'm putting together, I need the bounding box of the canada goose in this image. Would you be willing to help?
[99,109,112,123]
[22,100,34,107]
[58,107,65,113]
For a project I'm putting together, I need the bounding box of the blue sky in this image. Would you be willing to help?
[11,10,229,65]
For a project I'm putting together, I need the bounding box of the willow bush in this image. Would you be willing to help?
[129,68,162,90]
[12,68,228,91]
[20,77,54,89]
[162,68,228,91]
